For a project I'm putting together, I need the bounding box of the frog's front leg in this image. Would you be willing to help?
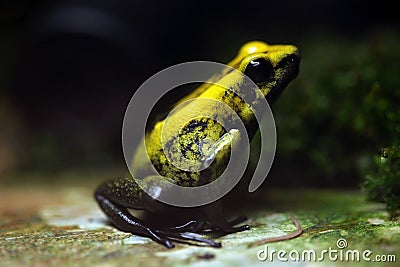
[94,177,221,248]
[201,129,250,233]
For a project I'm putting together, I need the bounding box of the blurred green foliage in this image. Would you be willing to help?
[363,146,400,219]
[3,30,400,188]
[273,30,400,187]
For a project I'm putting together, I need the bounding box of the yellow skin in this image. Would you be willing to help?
[95,41,300,248]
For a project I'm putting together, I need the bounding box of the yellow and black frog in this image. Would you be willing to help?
[95,41,300,248]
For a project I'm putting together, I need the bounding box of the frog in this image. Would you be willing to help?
[95,41,300,248]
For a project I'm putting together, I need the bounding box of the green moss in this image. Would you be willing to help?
[2,186,400,266]
[363,146,400,219]
[272,31,400,186]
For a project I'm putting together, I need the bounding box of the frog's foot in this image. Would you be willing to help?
[154,229,221,248]
[95,192,176,248]
[165,216,248,233]
[95,192,222,248]
[213,222,250,234]
[166,220,206,232]
[196,216,249,234]
[202,215,250,235]
[227,216,248,226]
[156,216,248,247]
[223,216,250,232]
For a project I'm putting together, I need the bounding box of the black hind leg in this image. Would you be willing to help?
[95,177,223,248]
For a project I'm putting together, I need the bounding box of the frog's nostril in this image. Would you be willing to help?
[284,54,299,66]
[277,53,300,79]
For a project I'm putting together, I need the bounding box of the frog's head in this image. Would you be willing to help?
[236,41,300,103]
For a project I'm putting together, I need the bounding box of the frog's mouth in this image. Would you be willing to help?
[266,53,300,104]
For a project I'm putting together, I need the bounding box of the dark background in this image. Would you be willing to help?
[0,0,398,187]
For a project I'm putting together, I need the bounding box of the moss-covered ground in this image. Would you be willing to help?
[1,181,399,267]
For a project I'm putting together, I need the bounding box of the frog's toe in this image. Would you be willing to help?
[156,230,221,248]
[204,216,250,233]
[163,238,175,248]
[161,239,175,248]
[166,220,206,232]
[227,216,248,226]
[223,223,250,234]
[147,229,175,248]
[230,224,250,232]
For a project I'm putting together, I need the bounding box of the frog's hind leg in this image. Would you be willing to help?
[94,178,175,248]
[94,177,222,248]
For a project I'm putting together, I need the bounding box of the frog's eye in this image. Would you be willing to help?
[244,58,274,84]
